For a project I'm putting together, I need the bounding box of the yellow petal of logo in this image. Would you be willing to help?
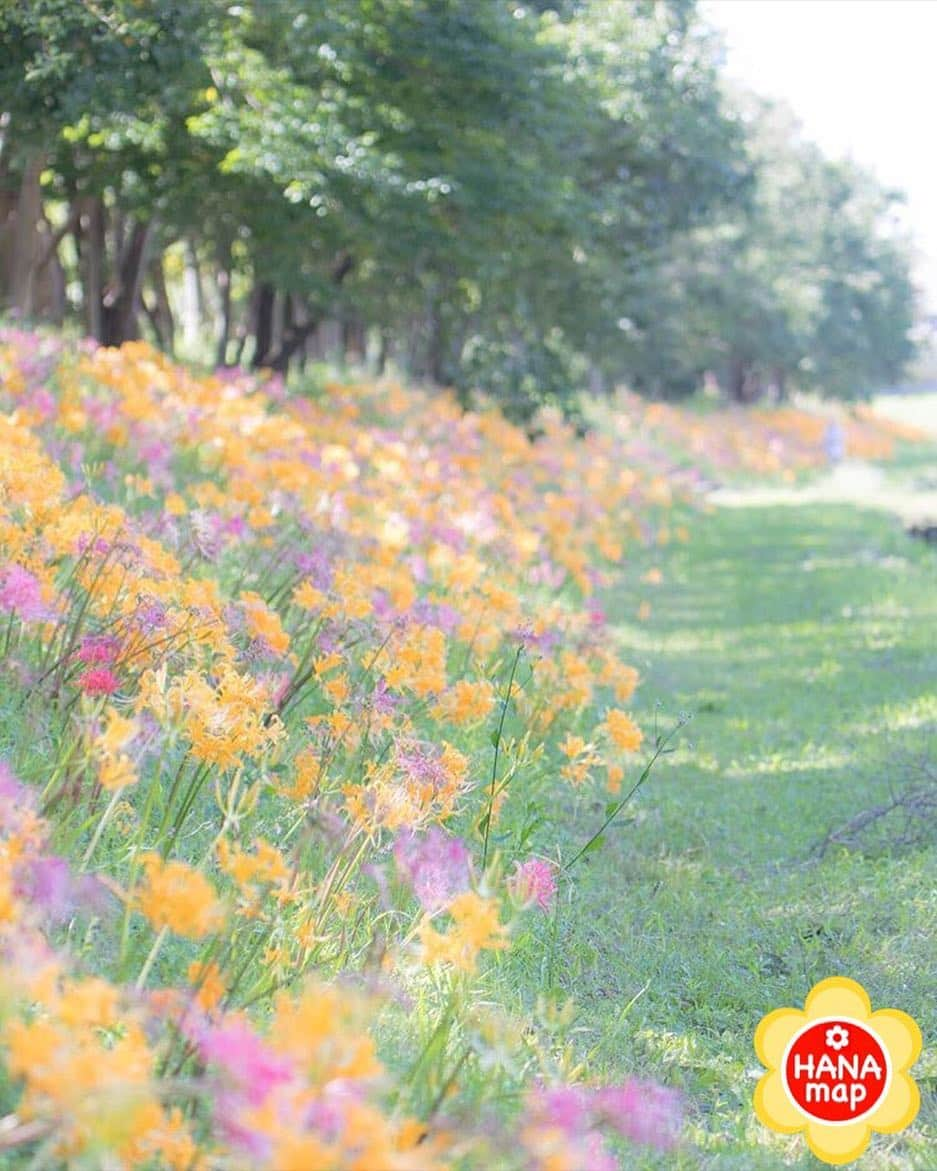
[754,977,922,1165]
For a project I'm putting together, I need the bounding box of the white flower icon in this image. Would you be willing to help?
[825,1025,850,1051]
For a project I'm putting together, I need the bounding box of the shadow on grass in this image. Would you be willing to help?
[506,503,936,1169]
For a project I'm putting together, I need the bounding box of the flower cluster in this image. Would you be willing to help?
[608,389,927,483]
[0,330,715,1168]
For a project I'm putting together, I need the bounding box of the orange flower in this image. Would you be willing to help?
[418,892,509,973]
[97,707,139,755]
[98,752,138,792]
[293,579,325,610]
[277,746,322,802]
[57,978,121,1028]
[605,709,644,754]
[240,590,291,656]
[560,733,587,759]
[606,763,625,794]
[187,960,227,1013]
[181,665,282,769]
[218,837,290,894]
[433,679,495,726]
[136,853,225,938]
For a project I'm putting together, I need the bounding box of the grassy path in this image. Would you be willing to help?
[548,502,936,1168]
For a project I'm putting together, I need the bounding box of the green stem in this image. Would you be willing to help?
[163,762,211,855]
[563,715,688,873]
[426,1047,471,1121]
[482,645,523,869]
[117,746,174,974]
[153,755,194,850]
[81,787,124,866]
[135,925,169,990]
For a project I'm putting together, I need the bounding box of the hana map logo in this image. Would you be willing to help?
[754,976,922,1165]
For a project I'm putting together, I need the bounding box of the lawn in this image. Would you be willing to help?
[516,500,937,1168]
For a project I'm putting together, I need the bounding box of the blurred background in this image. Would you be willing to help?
[1,0,934,422]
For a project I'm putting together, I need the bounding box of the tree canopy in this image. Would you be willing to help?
[0,0,918,413]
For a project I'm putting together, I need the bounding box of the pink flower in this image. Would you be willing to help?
[509,858,558,911]
[303,1080,364,1141]
[394,741,449,797]
[0,565,49,622]
[524,1087,617,1171]
[16,856,73,920]
[197,1016,294,1106]
[394,827,471,911]
[14,855,106,922]
[528,1085,589,1135]
[76,634,121,665]
[370,678,399,716]
[26,387,56,421]
[0,761,34,831]
[132,599,166,632]
[78,667,120,696]
[211,1091,273,1160]
[578,1132,618,1171]
[525,1077,682,1163]
[594,1079,683,1150]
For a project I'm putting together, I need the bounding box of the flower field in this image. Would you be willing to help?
[0,331,925,1170]
[606,390,927,485]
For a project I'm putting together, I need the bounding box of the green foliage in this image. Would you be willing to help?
[627,98,917,402]
[0,0,919,409]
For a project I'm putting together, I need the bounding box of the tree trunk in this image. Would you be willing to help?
[77,198,153,346]
[80,197,105,340]
[144,254,175,352]
[231,279,253,366]
[349,317,367,365]
[269,317,319,373]
[262,254,355,372]
[427,308,447,384]
[231,311,249,367]
[405,316,421,376]
[251,281,276,368]
[340,315,354,365]
[271,286,286,357]
[100,219,153,346]
[728,358,742,402]
[215,238,232,366]
[728,356,761,404]
[376,327,391,375]
[0,153,66,321]
[306,322,325,362]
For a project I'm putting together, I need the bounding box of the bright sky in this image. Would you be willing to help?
[701,0,937,313]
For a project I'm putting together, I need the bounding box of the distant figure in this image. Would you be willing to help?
[824,420,845,464]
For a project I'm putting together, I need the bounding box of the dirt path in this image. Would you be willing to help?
[708,459,937,525]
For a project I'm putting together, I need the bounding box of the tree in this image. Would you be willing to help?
[0,0,213,339]
[0,0,918,410]
[617,96,916,402]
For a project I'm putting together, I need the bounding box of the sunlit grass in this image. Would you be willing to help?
[524,502,937,1169]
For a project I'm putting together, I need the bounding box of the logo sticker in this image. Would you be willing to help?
[754,977,921,1165]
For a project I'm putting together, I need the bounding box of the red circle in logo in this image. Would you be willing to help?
[783,1018,889,1123]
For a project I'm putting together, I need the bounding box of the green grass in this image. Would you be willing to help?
[508,501,936,1168]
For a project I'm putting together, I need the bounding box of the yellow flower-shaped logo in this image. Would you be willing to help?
[754,977,921,1165]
